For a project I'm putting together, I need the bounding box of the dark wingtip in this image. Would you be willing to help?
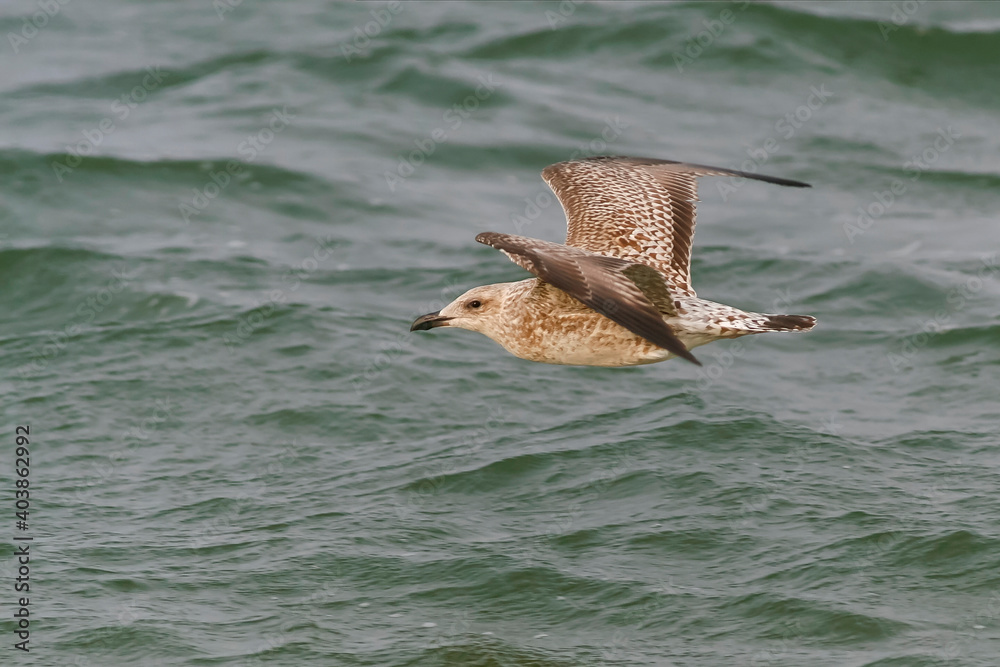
[780,178,811,188]
[735,172,811,189]
[681,350,702,366]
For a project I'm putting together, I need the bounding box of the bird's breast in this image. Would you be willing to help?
[498,309,673,367]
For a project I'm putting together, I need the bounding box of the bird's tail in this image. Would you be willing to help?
[691,300,816,336]
[757,314,817,332]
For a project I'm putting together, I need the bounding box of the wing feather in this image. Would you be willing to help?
[541,156,810,295]
[476,231,701,365]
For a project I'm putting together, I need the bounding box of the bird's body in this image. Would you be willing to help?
[453,278,807,367]
[411,156,816,367]
[468,279,671,367]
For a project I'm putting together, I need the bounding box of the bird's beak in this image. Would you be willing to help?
[410,311,453,332]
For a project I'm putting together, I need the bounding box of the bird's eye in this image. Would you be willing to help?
[467,300,482,309]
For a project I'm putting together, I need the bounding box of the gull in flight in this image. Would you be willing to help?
[411,156,816,367]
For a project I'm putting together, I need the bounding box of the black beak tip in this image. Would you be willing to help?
[410,311,451,332]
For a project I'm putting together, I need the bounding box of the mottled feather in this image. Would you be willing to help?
[412,155,815,368]
[475,232,700,364]
[541,156,810,296]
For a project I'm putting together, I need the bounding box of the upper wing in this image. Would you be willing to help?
[541,156,810,296]
[475,231,701,365]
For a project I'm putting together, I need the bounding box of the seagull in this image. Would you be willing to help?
[410,156,816,367]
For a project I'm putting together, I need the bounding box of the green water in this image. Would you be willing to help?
[2,1,999,665]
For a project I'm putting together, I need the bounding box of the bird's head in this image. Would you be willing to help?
[410,284,510,337]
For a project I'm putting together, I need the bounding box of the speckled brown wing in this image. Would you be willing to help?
[475,232,700,365]
[541,156,810,296]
